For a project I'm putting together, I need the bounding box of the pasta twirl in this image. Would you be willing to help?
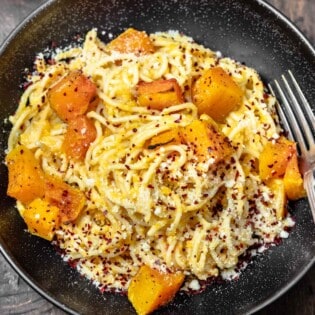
[7,29,297,300]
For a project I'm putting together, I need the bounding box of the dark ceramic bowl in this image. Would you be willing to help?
[0,0,315,314]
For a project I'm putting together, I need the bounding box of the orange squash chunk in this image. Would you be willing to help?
[192,67,243,122]
[267,178,287,220]
[48,71,97,121]
[181,119,233,163]
[283,152,306,200]
[6,145,45,204]
[87,95,100,112]
[148,128,182,149]
[44,176,85,223]
[107,28,155,55]
[137,79,184,110]
[128,265,184,315]
[259,137,295,181]
[63,115,97,160]
[23,198,60,241]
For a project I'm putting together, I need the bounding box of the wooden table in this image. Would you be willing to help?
[0,0,314,314]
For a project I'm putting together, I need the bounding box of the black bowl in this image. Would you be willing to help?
[1,0,315,314]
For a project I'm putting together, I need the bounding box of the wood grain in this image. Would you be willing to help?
[0,0,314,314]
[0,259,64,314]
[269,0,315,44]
[0,0,46,41]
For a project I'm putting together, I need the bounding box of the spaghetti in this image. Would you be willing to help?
[7,29,294,293]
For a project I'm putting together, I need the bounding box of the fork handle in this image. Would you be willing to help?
[304,170,315,223]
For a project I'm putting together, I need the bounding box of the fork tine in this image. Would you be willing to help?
[269,72,315,157]
[270,72,315,224]
[288,70,315,131]
[304,170,315,222]
[281,73,315,151]
[270,78,306,153]
[268,83,294,140]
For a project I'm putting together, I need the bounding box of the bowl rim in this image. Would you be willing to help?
[0,0,314,314]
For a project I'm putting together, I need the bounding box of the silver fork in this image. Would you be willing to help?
[268,70,315,222]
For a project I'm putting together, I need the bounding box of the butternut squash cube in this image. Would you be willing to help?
[181,119,233,163]
[148,128,182,149]
[44,176,85,223]
[128,265,184,315]
[23,198,60,241]
[137,79,184,110]
[192,67,243,123]
[283,153,306,200]
[63,115,97,160]
[48,71,97,122]
[6,145,45,204]
[267,178,287,220]
[107,28,155,55]
[259,137,296,181]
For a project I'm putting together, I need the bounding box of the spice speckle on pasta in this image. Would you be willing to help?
[5,28,305,315]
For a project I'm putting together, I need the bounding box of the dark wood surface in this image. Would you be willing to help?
[0,0,314,314]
